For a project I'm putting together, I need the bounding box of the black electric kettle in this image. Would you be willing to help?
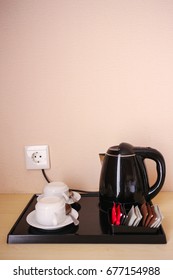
[99,142,166,209]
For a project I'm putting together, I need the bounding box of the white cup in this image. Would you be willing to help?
[42,181,70,201]
[35,196,66,226]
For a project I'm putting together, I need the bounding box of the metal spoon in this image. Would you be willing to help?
[65,204,79,226]
[69,190,77,203]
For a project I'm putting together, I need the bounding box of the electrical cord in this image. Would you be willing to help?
[41,169,51,183]
[41,169,99,194]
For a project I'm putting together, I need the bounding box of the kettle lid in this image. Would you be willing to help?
[107,142,135,156]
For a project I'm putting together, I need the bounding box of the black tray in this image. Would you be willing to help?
[7,193,167,244]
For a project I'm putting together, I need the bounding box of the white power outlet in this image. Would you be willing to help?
[25,145,50,169]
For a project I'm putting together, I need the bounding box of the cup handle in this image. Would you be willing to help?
[62,192,69,201]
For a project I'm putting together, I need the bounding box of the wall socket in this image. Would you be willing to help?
[25,145,50,169]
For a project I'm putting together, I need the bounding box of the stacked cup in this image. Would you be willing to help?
[38,181,70,202]
[35,196,67,226]
[35,182,79,227]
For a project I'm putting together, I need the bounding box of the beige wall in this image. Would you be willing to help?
[0,0,173,193]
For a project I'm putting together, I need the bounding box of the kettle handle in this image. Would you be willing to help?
[134,147,166,201]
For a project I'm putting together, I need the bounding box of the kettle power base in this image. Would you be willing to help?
[7,193,167,244]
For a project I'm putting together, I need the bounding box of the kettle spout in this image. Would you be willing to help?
[99,153,105,165]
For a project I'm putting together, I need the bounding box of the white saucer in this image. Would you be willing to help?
[26,208,79,230]
[37,191,81,204]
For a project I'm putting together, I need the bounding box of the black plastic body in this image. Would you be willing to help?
[99,143,166,208]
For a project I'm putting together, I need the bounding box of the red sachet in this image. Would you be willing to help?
[115,204,121,225]
[111,203,117,224]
